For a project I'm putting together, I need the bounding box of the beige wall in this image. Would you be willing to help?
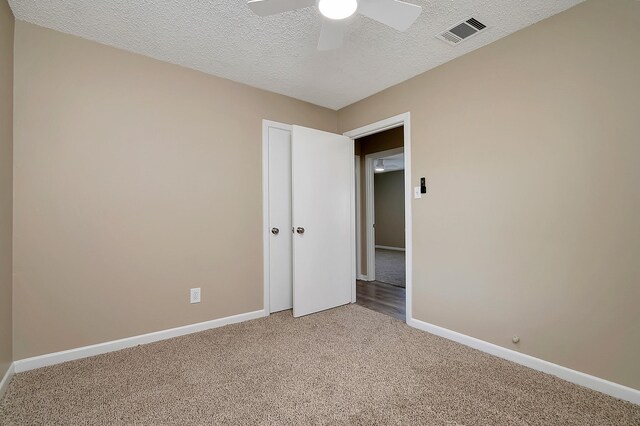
[374,171,405,249]
[356,126,404,156]
[12,22,337,359]
[0,0,14,379]
[339,0,640,389]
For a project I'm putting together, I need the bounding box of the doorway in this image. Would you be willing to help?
[373,153,406,284]
[344,114,412,322]
[368,147,405,286]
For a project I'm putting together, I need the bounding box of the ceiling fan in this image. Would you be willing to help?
[248,0,422,50]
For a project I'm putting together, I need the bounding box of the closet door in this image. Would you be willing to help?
[268,126,293,313]
[291,125,354,317]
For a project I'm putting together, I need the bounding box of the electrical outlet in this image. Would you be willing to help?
[190,288,201,304]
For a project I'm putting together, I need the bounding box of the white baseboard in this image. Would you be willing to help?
[375,245,405,251]
[357,274,371,281]
[0,363,15,400]
[14,309,267,373]
[407,317,640,405]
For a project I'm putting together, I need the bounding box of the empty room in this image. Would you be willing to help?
[1,0,639,424]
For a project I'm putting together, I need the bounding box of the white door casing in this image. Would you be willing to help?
[291,125,355,317]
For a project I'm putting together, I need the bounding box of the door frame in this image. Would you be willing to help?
[262,119,293,314]
[363,147,405,281]
[343,112,412,320]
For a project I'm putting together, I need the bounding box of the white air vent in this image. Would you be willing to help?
[436,17,487,46]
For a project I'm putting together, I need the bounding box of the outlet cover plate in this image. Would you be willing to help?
[190,288,201,304]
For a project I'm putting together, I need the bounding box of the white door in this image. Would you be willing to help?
[291,125,354,317]
[268,126,293,313]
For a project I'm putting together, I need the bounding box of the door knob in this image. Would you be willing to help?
[271,227,279,235]
[296,227,305,234]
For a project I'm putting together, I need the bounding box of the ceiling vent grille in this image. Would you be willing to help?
[436,17,488,46]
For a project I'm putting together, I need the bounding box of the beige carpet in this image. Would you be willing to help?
[1,305,638,425]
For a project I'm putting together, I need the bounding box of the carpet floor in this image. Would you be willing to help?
[1,305,638,425]
[375,248,405,288]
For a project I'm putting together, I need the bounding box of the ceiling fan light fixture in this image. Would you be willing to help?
[318,0,357,20]
[375,159,385,172]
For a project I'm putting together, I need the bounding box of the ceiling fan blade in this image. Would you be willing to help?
[358,0,422,32]
[248,0,315,16]
[318,20,346,51]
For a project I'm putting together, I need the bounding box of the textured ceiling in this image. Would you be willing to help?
[9,0,584,110]
[375,153,404,173]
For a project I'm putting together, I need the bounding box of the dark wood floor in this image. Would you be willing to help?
[356,280,406,321]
